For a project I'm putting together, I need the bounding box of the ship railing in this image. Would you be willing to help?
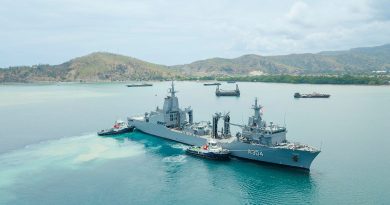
[128,115,145,121]
[275,142,319,152]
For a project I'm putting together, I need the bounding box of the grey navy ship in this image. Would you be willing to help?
[128,82,320,170]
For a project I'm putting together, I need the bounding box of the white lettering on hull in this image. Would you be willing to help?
[248,149,263,157]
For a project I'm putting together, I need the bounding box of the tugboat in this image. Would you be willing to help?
[186,139,230,160]
[294,92,330,98]
[97,120,134,136]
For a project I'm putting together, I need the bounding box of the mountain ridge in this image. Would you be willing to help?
[1,44,390,82]
[175,44,390,76]
[0,52,181,82]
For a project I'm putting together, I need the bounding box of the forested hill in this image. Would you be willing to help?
[174,44,390,75]
[0,52,181,83]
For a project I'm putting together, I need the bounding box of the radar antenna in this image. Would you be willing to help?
[169,81,177,97]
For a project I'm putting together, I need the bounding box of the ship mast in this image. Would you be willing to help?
[169,81,176,97]
[252,98,263,126]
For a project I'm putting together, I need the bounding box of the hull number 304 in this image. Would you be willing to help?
[248,149,263,157]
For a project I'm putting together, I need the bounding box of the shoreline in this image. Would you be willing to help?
[1,79,389,86]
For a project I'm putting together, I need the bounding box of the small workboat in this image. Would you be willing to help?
[294,92,330,98]
[204,82,221,86]
[185,139,230,160]
[97,120,134,136]
[126,83,153,87]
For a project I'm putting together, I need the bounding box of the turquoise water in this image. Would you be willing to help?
[0,82,389,204]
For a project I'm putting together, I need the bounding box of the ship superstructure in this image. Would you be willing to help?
[215,84,240,96]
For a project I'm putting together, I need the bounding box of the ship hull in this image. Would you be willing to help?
[222,142,319,170]
[129,120,319,170]
[297,96,330,98]
[216,92,240,97]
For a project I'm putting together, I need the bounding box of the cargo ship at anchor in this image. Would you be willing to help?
[128,82,320,170]
[215,84,240,97]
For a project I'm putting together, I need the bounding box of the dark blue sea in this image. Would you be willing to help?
[0,82,389,204]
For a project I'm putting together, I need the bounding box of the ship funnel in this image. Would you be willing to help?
[223,113,230,136]
[212,113,220,138]
[188,109,193,124]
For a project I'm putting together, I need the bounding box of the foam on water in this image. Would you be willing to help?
[148,145,162,151]
[170,143,190,151]
[0,134,145,190]
[162,155,187,164]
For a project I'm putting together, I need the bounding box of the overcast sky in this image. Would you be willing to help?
[1,0,389,67]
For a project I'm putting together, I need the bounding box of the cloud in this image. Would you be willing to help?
[286,1,310,26]
[221,0,390,56]
[368,0,390,21]
[0,0,389,67]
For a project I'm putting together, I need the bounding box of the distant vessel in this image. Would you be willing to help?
[216,84,240,97]
[186,139,230,160]
[98,120,134,136]
[126,83,153,87]
[204,82,221,86]
[128,82,320,170]
[227,81,236,83]
[294,92,330,98]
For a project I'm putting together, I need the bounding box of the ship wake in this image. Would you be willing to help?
[0,133,145,202]
[162,155,187,164]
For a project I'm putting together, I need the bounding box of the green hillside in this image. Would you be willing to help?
[1,44,390,83]
[59,52,179,81]
[173,55,293,75]
[0,52,181,82]
[175,44,390,75]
